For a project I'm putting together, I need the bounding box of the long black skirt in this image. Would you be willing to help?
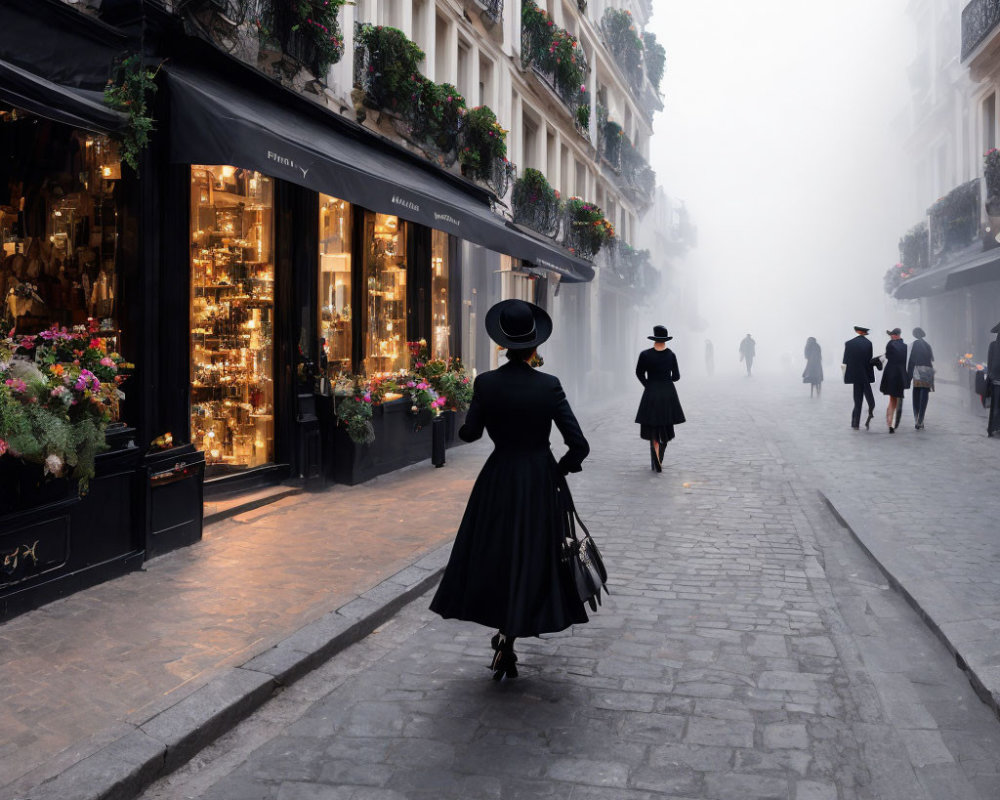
[635,380,686,442]
[430,448,588,638]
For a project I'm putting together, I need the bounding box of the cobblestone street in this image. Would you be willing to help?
[134,371,1000,800]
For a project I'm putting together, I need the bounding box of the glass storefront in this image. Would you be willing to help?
[362,212,407,375]
[318,194,352,375]
[431,229,450,361]
[0,108,120,339]
[190,165,275,475]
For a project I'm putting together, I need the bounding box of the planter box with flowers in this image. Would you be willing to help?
[459,106,515,197]
[563,197,615,259]
[512,168,561,238]
[320,341,473,485]
[0,323,141,619]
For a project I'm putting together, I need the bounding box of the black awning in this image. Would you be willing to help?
[165,64,593,283]
[945,248,1000,291]
[0,59,126,133]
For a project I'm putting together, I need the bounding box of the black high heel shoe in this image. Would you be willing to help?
[650,442,658,471]
[489,634,518,681]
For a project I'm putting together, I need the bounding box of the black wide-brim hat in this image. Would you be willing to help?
[648,325,673,342]
[485,299,553,350]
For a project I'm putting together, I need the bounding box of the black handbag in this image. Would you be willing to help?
[558,483,608,612]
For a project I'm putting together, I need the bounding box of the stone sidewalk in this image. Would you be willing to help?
[745,373,1000,719]
[0,439,491,800]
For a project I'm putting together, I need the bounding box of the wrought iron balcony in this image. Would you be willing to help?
[475,0,503,25]
[962,0,1000,61]
[598,119,655,206]
[928,179,981,261]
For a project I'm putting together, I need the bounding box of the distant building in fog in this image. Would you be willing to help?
[637,188,700,334]
[888,0,1000,367]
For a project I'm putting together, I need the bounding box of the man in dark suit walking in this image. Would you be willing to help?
[843,325,875,429]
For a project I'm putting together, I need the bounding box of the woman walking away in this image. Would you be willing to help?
[880,328,908,433]
[908,327,934,430]
[635,325,686,472]
[430,300,591,681]
[803,337,824,397]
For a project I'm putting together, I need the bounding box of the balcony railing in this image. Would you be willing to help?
[962,0,1000,61]
[928,179,981,261]
[475,0,504,25]
[598,118,655,206]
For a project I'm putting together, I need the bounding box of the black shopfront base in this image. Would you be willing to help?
[0,428,144,621]
[144,445,205,560]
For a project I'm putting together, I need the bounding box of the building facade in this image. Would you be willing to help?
[0,0,670,618]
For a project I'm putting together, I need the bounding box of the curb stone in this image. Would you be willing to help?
[20,542,452,800]
[820,488,1000,722]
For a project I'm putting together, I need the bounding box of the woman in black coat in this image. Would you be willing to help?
[907,327,934,430]
[802,337,823,397]
[430,300,590,681]
[635,326,686,472]
[880,328,908,433]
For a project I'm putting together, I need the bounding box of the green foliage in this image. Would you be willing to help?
[289,0,348,71]
[565,197,615,258]
[356,24,426,111]
[898,221,929,274]
[642,31,666,91]
[601,8,643,85]
[335,378,375,445]
[458,106,509,175]
[512,168,561,236]
[104,55,159,175]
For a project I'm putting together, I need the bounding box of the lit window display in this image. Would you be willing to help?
[318,195,352,375]
[0,110,120,340]
[362,212,407,375]
[190,165,275,476]
[431,229,450,361]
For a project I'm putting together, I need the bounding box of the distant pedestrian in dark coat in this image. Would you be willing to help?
[739,334,756,376]
[907,327,934,430]
[879,328,908,433]
[705,339,714,376]
[987,322,1000,437]
[802,337,823,397]
[635,325,686,472]
[430,300,590,681]
[842,326,875,430]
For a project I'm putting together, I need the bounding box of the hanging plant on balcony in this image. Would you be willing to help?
[602,119,625,169]
[927,179,980,253]
[355,24,426,112]
[458,106,509,180]
[521,1,556,68]
[642,31,666,92]
[601,8,644,86]
[512,168,561,237]
[416,81,467,153]
[288,0,348,71]
[564,197,614,258]
[898,221,929,274]
[103,54,159,175]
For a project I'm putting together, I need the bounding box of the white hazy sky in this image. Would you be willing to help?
[644,0,914,371]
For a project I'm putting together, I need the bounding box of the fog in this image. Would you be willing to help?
[643,0,913,376]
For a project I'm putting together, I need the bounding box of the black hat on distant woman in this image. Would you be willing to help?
[485,299,552,350]
[648,325,672,342]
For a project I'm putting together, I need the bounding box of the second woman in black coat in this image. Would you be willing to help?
[430,300,590,681]
[907,327,934,430]
[880,328,909,433]
[635,325,686,472]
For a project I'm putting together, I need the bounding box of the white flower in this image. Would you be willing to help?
[43,453,64,477]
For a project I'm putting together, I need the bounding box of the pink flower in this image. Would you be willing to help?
[100,357,115,368]
[5,378,27,393]
[0,439,7,456]
[406,381,416,388]
[363,392,372,403]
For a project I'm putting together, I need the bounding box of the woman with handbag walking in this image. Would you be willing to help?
[430,300,595,681]
[635,325,686,472]
[908,327,934,430]
[802,337,824,397]
[880,328,909,433]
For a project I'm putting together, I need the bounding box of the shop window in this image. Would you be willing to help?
[362,212,407,375]
[318,195,352,375]
[190,165,275,476]
[431,229,450,360]
[0,110,120,344]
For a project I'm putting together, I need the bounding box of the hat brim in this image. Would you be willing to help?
[485,300,553,350]
[647,335,673,341]
[854,327,870,334]
[992,322,1000,334]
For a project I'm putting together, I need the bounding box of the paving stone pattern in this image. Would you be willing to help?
[0,448,480,797]
[136,374,1000,800]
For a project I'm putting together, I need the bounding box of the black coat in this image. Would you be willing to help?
[907,339,933,379]
[430,360,590,638]
[634,348,686,442]
[842,335,874,383]
[879,338,908,397]
[802,340,823,384]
